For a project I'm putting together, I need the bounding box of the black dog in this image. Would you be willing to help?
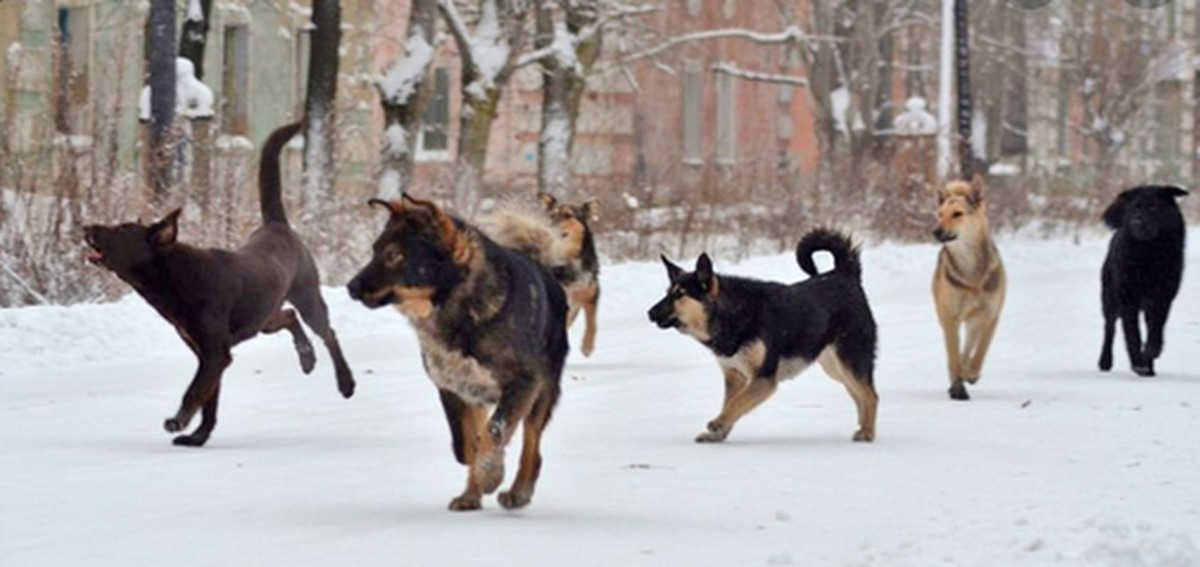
[347,194,567,511]
[1099,185,1188,377]
[84,123,355,446]
[648,228,879,443]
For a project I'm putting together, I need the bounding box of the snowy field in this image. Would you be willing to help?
[2,230,1199,566]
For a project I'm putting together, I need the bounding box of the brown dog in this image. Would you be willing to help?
[539,193,600,356]
[83,123,355,446]
[932,175,1006,401]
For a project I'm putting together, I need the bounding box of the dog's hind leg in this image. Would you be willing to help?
[500,381,560,510]
[1120,306,1153,377]
[262,309,316,374]
[290,288,355,398]
[818,348,878,442]
[173,385,220,447]
[449,404,489,511]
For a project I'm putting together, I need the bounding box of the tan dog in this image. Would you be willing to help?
[539,193,600,357]
[932,175,1006,401]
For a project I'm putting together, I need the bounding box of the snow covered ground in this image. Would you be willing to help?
[2,230,1199,566]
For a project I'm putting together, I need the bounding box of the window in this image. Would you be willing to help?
[221,25,250,135]
[682,68,702,164]
[55,6,91,134]
[716,71,736,164]
[417,66,450,158]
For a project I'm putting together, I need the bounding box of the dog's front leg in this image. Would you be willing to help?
[164,339,232,443]
[173,385,220,447]
[1120,307,1152,376]
[448,404,488,511]
[699,353,778,444]
[474,378,541,497]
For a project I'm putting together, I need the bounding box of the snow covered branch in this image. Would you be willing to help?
[712,62,808,87]
[623,25,841,63]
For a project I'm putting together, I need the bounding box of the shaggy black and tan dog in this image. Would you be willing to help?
[347,195,568,511]
[1099,185,1188,377]
[539,192,600,357]
[648,228,878,443]
[83,123,356,446]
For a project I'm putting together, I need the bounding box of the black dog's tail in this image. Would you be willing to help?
[796,228,862,281]
[259,122,303,226]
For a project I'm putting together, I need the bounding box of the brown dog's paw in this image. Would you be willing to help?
[172,433,209,447]
[163,417,186,433]
[473,450,506,494]
[948,381,970,401]
[448,495,482,511]
[338,375,355,399]
[852,429,874,443]
[498,489,531,510]
[297,343,316,374]
[695,422,729,443]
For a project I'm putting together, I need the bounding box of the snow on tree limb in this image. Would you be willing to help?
[624,25,840,63]
[712,62,808,87]
[376,33,438,105]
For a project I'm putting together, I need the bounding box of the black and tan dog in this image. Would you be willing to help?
[648,228,878,443]
[539,192,600,356]
[347,194,568,511]
[1099,185,1188,377]
[932,175,1006,401]
[83,123,355,446]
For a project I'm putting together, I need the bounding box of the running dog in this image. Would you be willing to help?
[648,228,879,443]
[932,175,1007,401]
[347,194,568,511]
[539,192,600,357]
[83,123,356,446]
[1098,185,1188,377]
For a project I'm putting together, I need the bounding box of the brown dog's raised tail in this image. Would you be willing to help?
[259,122,303,226]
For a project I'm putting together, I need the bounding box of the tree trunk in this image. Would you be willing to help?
[146,0,177,198]
[303,0,341,217]
[179,0,213,80]
[536,0,601,197]
[954,0,973,178]
[440,0,528,210]
[377,0,437,199]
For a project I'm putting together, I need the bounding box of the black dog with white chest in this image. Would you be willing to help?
[648,228,879,443]
[1099,185,1188,377]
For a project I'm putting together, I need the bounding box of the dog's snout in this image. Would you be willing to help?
[932,227,955,243]
[347,277,364,301]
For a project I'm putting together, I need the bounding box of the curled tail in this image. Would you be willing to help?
[476,206,567,269]
[259,122,303,225]
[795,228,862,280]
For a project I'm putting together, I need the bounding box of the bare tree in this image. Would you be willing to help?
[438,0,530,207]
[376,0,439,199]
[146,0,177,197]
[303,0,342,216]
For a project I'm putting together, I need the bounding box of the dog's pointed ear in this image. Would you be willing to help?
[969,174,986,207]
[695,253,719,298]
[367,198,403,214]
[409,197,470,265]
[1102,193,1128,230]
[579,199,598,222]
[661,254,682,281]
[538,192,557,211]
[1166,186,1188,199]
[936,184,951,205]
[148,208,181,247]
